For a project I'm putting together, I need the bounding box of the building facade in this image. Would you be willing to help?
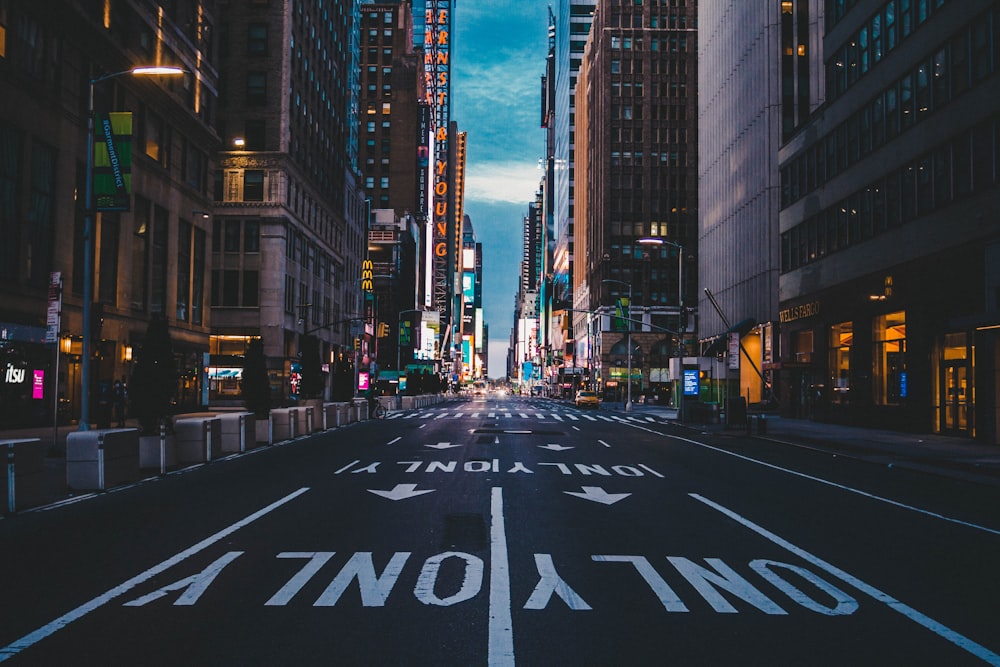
[778,0,1000,440]
[576,0,699,406]
[211,0,367,405]
[0,0,219,427]
[697,2,808,409]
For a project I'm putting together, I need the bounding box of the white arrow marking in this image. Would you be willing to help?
[539,444,574,452]
[425,442,461,449]
[564,486,631,505]
[367,484,436,501]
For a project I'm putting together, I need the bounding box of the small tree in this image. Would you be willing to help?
[130,315,177,434]
[299,334,325,399]
[241,337,270,418]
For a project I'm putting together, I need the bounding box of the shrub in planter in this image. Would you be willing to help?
[241,337,271,419]
[299,334,326,400]
[130,315,177,435]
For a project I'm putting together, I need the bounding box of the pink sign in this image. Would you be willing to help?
[32,370,45,400]
[358,372,370,391]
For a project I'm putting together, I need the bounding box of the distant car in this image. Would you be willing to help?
[574,390,600,409]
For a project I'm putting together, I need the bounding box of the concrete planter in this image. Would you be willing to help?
[255,417,272,445]
[66,429,140,491]
[174,417,222,463]
[138,433,177,471]
[270,408,299,442]
[218,412,257,453]
[300,399,324,432]
[2,438,45,513]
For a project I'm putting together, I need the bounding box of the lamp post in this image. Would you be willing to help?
[79,65,184,431]
[639,237,686,420]
[601,278,633,412]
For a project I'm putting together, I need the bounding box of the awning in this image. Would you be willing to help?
[701,318,758,356]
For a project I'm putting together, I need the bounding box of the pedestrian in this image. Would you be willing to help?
[113,379,127,428]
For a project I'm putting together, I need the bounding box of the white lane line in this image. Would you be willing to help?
[635,427,1000,537]
[387,437,402,445]
[0,487,310,662]
[598,440,611,448]
[690,493,1000,665]
[489,487,515,666]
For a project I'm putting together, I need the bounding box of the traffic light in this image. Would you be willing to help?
[680,306,689,332]
[377,322,389,338]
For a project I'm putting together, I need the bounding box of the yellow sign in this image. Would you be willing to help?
[361,259,373,292]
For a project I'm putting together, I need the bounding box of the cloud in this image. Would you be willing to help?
[464,161,543,204]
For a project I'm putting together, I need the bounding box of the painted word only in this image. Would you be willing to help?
[336,460,665,478]
[123,550,858,617]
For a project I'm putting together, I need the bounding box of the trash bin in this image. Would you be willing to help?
[726,396,747,429]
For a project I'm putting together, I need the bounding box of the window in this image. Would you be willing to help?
[243,270,259,307]
[244,221,260,252]
[177,220,191,321]
[873,311,907,405]
[224,220,241,252]
[131,196,150,311]
[829,322,853,405]
[248,23,268,55]
[144,111,167,165]
[98,213,119,304]
[151,206,168,315]
[244,170,264,201]
[247,72,267,105]
[192,228,205,324]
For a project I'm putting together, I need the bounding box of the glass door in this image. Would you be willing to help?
[940,361,969,434]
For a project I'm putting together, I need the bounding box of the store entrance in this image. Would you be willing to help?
[940,361,969,433]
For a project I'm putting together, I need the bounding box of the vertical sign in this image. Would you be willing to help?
[45,272,61,344]
[94,112,133,211]
[425,1,451,316]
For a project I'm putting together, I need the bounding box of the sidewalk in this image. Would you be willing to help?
[618,402,1000,487]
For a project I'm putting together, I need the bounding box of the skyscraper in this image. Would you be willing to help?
[213,0,367,403]
[577,0,699,404]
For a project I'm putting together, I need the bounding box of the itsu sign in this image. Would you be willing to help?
[4,363,26,386]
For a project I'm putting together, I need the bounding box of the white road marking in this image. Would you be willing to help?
[0,487,310,662]
[387,437,402,445]
[489,487,515,665]
[690,494,1000,665]
[639,429,1000,537]
[598,440,611,448]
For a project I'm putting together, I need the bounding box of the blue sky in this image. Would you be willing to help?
[453,1,550,378]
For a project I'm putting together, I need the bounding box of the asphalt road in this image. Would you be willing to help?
[2,395,999,665]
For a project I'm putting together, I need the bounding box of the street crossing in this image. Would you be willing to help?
[386,407,663,425]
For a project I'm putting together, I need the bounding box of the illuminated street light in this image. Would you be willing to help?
[79,65,184,431]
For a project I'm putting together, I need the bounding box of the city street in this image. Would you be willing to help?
[2,395,999,665]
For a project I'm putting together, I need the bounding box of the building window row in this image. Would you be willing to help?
[781,114,999,273]
[782,7,998,209]
[826,0,949,101]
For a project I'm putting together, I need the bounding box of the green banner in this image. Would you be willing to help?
[611,297,630,332]
[399,320,411,346]
[94,112,132,211]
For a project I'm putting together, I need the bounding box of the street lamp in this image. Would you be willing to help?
[601,278,633,412]
[80,65,184,431]
[639,237,686,421]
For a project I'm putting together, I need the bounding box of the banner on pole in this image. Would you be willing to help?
[94,112,133,211]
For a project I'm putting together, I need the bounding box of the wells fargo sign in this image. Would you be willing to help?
[779,301,820,323]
